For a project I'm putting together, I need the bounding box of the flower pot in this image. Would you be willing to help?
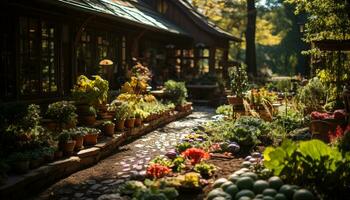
[175,104,186,112]
[84,134,98,146]
[185,102,193,111]
[103,124,115,136]
[78,115,96,126]
[125,118,135,128]
[73,135,84,150]
[97,104,108,113]
[44,153,54,162]
[12,160,30,174]
[310,120,332,143]
[116,119,125,131]
[134,118,142,127]
[227,95,243,105]
[60,140,76,156]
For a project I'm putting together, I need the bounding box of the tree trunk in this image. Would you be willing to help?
[245,0,257,78]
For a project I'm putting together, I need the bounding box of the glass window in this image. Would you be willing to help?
[18,17,59,97]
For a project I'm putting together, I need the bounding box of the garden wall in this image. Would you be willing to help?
[0,109,192,199]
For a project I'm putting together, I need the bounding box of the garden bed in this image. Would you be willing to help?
[0,109,192,199]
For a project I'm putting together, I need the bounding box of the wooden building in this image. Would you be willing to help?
[0,0,241,104]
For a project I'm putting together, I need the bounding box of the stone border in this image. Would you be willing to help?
[0,109,193,199]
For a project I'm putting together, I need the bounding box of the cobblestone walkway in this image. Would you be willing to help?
[36,107,215,200]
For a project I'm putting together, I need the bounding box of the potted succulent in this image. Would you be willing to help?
[70,127,86,151]
[115,103,129,131]
[227,64,248,106]
[83,128,101,146]
[58,131,76,156]
[102,121,115,136]
[8,152,30,174]
[46,101,78,130]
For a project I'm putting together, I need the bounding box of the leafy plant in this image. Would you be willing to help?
[175,142,193,153]
[163,80,188,105]
[296,77,327,114]
[21,104,41,130]
[228,64,248,97]
[57,130,73,143]
[102,120,114,126]
[215,105,233,116]
[71,75,109,105]
[115,102,129,121]
[150,156,172,168]
[193,162,216,177]
[273,108,304,133]
[264,139,350,198]
[46,101,77,125]
[171,156,186,172]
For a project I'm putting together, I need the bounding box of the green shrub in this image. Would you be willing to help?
[228,64,248,97]
[264,139,350,199]
[216,105,233,116]
[46,101,77,125]
[163,80,188,105]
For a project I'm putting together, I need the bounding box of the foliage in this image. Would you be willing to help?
[266,79,293,92]
[193,162,216,177]
[121,76,148,95]
[228,64,249,97]
[339,127,350,154]
[215,105,233,117]
[150,156,172,168]
[131,62,152,82]
[171,156,186,173]
[21,104,41,130]
[163,80,188,106]
[296,77,327,114]
[115,102,130,121]
[264,139,350,198]
[175,142,193,153]
[101,120,114,126]
[273,107,304,133]
[57,130,73,143]
[46,101,77,125]
[245,88,277,106]
[71,75,109,105]
[181,148,210,165]
[146,164,172,179]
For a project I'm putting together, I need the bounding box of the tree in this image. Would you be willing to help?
[245,0,257,77]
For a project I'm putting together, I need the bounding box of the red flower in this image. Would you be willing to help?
[181,148,210,165]
[146,164,171,179]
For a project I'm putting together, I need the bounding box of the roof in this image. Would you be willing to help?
[51,0,190,36]
[172,0,242,42]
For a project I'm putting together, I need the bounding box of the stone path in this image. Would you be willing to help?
[35,107,215,200]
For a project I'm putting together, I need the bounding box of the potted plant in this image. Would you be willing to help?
[46,101,78,130]
[93,75,109,112]
[8,152,30,174]
[69,127,85,151]
[125,107,136,128]
[53,146,63,160]
[163,80,188,111]
[115,103,129,131]
[227,64,248,106]
[58,131,76,156]
[78,106,97,126]
[134,108,146,127]
[102,121,115,136]
[83,128,101,146]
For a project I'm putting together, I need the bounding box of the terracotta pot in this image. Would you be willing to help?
[227,96,243,105]
[84,134,98,146]
[73,135,84,150]
[103,124,115,136]
[116,119,125,131]
[134,118,142,127]
[78,115,96,126]
[60,140,76,156]
[44,153,54,162]
[97,104,108,113]
[12,160,30,174]
[125,118,135,128]
[175,105,186,112]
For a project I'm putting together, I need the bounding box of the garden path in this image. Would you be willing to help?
[35,106,215,200]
